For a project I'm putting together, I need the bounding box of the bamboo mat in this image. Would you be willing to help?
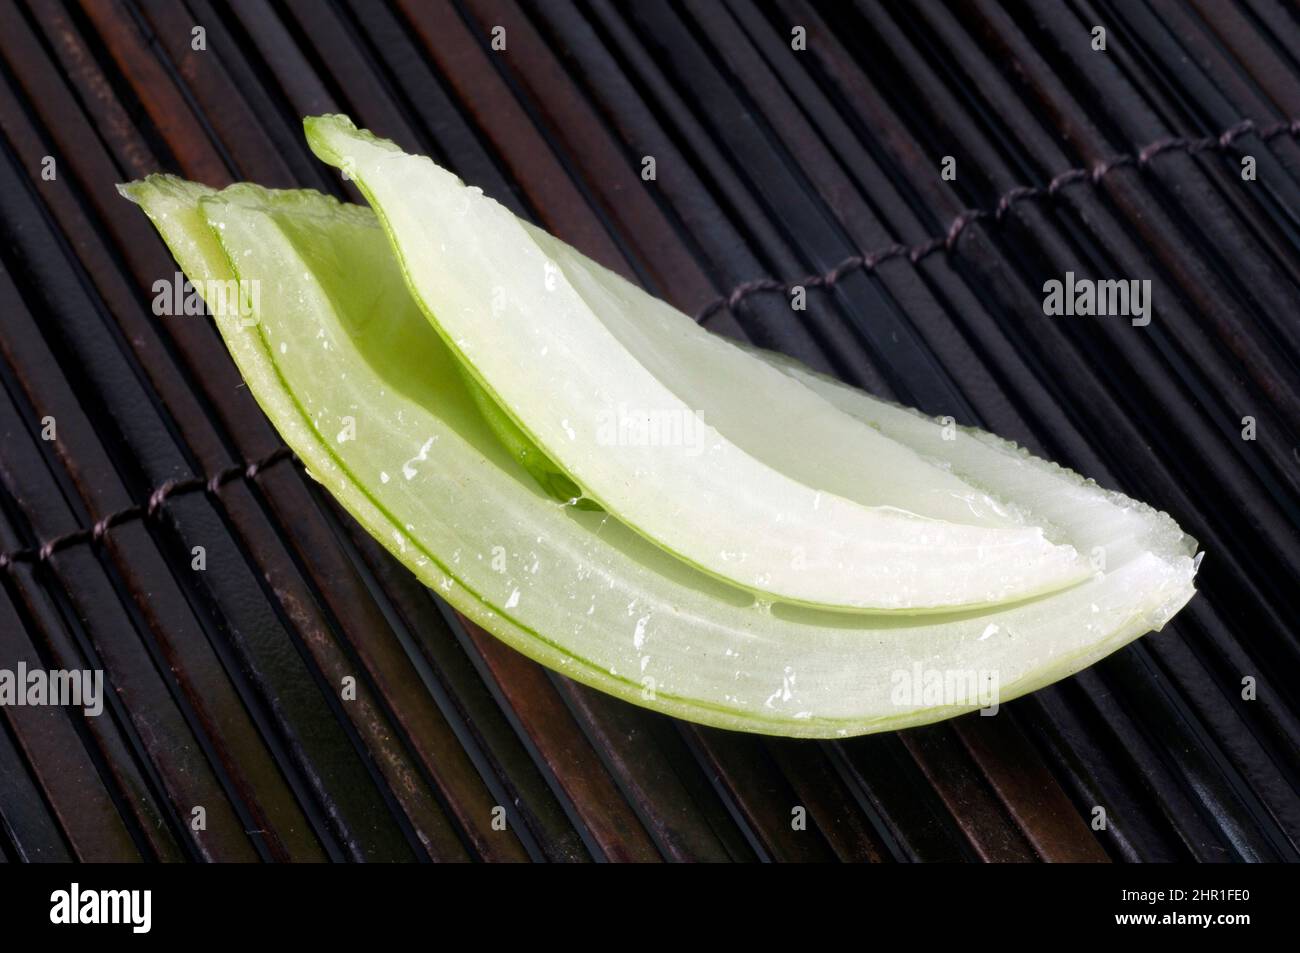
[0,0,1297,862]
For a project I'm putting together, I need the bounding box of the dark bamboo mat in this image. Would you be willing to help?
[0,0,1296,862]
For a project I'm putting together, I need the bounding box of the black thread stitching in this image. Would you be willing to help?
[695,118,1288,324]
[1,120,1284,567]
[0,446,296,571]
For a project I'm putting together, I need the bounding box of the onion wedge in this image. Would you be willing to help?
[118,176,1198,737]
[304,114,1093,613]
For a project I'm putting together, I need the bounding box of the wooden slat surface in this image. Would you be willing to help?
[0,0,1297,862]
